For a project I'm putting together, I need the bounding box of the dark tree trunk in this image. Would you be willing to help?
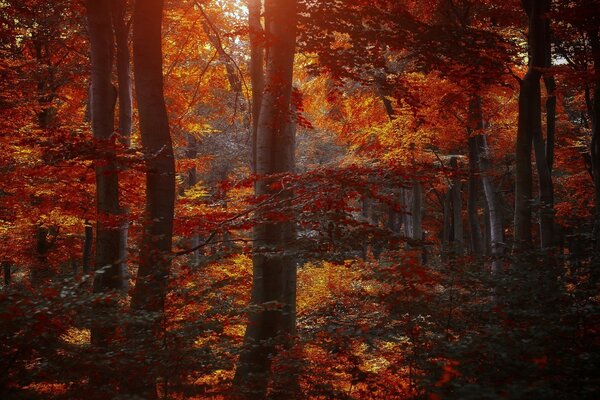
[83,221,93,274]
[111,0,132,290]
[514,0,550,251]
[450,157,464,255]
[533,15,555,250]
[127,0,176,398]
[31,226,51,285]
[589,29,600,251]
[467,135,484,257]
[3,262,10,287]
[234,0,298,397]
[86,6,123,392]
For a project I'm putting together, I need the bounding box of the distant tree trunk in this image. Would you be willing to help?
[3,262,10,287]
[180,133,201,266]
[249,0,265,172]
[234,0,298,397]
[514,0,549,250]
[450,157,464,254]
[127,0,175,398]
[83,221,93,274]
[412,181,423,242]
[442,189,452,259]
[31,33,57,287]
[111,0,132,290]
[401,187,413,238]
[470,96,504,273]
[31,226,50,285]
[467,135,484,257]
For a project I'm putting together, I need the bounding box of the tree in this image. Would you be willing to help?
[514,0,552,250]
[234,0,299,397]
[127,0,176,397]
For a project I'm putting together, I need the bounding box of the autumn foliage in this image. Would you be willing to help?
[1,0,599,399]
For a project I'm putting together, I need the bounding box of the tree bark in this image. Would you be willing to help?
[83,221,93,274]
[3,262,10,287]
[86,10,124,394]
[111,0,132,290]
[128,0,175,398]
[450,157,464,255]
[514,0,549,250]
[470,96,505,274]
[588,29,600,251]
[533,11,555,250]
[234,0,298,397]
[467,134,484,257]
[249,0,265,173]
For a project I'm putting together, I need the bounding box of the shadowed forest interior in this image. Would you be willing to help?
[1,0,600,399]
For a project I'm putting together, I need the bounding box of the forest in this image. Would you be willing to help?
[1,0,599,399]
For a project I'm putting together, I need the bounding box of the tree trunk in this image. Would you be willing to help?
[83,221,93,274]
[471,96,504,274]
[411,181,423,241]
[234,0,298,397]
[128,0,176,398]
[249,0,265,173]
[86,10,124,394]
[3,262,10,287]
[450,157,464,255]
[111,0,132,290]
[467,135,484,256]
[533,13,555,250]
[442,189,452,260]
[514,0,549,250]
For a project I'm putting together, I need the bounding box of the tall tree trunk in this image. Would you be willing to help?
[514,0,549,250]
[471,96,505,274]
[128,0,175,398]
[249,0,265,173]
[467,135,484,257]
[533,13,555,250]
[234,0,298,397]
[111,0,132,290]
[86,1,123,396]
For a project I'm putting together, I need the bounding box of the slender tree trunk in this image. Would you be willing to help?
[112,0,132,290]
[127,0,175,398]
[411,181,423,241]
[234,0,298,397]
[471,96,504,274]
[467,135,484,256]
[249,0,265,173]
[402,187,413,238]
[83,221,93,274]
[3,262,10,287]
[450,157,464,255]
[442,189,452,260]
